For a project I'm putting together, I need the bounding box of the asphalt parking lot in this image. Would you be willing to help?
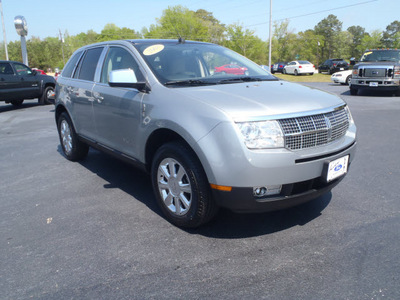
[1,83,399,299]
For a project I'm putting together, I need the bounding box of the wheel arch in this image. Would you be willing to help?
[55,104,69,127]
[145,128,197,173]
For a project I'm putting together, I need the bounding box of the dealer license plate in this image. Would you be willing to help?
[326,155,349,182]
[369,82,378,87]
[340,67,344,70]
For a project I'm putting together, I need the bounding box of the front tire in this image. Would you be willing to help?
[151,141,218,228]
[57,112,89,161]
[350,87,358,95]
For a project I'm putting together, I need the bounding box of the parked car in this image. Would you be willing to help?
[318,59,349,74]
[55,39,356,228]
[32,68,47,75]
[0,60,56,106]
[271,62,287,74]
[283,60,315,75]
[331,70,352,85]
[214,63,248,75]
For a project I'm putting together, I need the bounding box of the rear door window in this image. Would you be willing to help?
[75,47,104,81]
[62,50,83,78]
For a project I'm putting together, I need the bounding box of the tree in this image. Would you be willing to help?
[314,14,342,59]
[146,5,208,40]
[382,20,400,47]
[359,30,383,51]
[296,30,323,65]
[273,20,297,62]
[347,25,367,59]
[96,23,140,42]
[194,9,225,43]
[224,23,267,64]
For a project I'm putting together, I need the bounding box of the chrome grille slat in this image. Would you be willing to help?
[278,108,349,150]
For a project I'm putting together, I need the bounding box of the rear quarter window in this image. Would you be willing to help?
[62,51,83,78]
[75,47,104,81]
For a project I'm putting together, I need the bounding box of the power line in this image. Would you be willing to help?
[245,0,378,28]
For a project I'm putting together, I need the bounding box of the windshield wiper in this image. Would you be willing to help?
[217,77,275,84]
[165,79,216,86]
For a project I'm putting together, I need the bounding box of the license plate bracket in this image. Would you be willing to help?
[323,155,349,182]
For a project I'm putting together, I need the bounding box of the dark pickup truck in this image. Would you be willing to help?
[0,60,56,106]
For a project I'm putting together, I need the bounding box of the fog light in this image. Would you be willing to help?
[253,185,282,197]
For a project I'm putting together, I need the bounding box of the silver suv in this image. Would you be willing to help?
[55,39,357,228]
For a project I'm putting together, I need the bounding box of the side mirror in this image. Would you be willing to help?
[31,70,37,75]
[108,69,150,93]
[349,57,357,66]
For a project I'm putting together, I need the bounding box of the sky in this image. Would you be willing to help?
[0,0,399,43]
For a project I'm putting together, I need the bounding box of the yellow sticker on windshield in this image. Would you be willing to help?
[143,44,164,56]
[364,51,373,56]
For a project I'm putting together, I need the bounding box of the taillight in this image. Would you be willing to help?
[394,66,400,78]
[313,65,315,68]
[279,65,283,68]
[299,65,302,68]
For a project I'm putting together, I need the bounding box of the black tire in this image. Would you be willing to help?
[39,86,55,105]
[57,112,89,161]
[294,69,298,76]
[11,99,24,106]
[283,69,286,74]
[151,141,218,228]
[350,88,358,95]
[345,76,351,85]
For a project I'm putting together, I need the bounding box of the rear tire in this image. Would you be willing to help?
[294,69,298,76]
[11,99,24,106]
[151,141,218,228]
[57,112,89,161]
[39,86,55,105]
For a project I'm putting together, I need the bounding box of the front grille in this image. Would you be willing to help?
[364,68,386,77]
[278,107,349,150]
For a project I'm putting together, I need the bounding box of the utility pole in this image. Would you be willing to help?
[0,0,8,60]
[268,0,272,72]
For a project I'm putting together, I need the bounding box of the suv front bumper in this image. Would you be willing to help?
[351,78,400,91]
[212,175,343,213]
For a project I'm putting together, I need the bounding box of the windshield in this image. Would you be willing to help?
[360,50,400,62]
[133,41,277,86]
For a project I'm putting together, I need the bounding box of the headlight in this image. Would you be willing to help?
[236,120,284,149]
[344,105,354,124]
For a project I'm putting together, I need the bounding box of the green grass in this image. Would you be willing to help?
[274,73,332,82]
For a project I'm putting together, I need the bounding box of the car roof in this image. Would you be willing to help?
[0,60,26,64]
[127,39,212,45]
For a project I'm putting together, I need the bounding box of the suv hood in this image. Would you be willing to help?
[170,80,344,121]
[355,61,399,67]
